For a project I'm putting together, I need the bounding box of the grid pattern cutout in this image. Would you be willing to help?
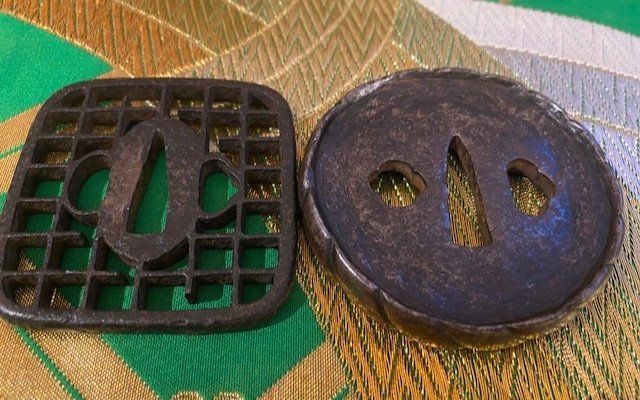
[0,79,295,330]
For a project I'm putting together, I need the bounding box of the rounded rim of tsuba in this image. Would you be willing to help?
[299,68,625,349]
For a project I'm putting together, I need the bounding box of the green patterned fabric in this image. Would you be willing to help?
[0,12,329,399]
[488,0,640,36]
[0,13,110,121]
[1,1,639,398]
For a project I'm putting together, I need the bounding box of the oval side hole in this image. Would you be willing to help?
[368,160,426,208]
[507,158,555,216]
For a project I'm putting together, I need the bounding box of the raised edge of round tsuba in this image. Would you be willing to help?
[299,68,625,349]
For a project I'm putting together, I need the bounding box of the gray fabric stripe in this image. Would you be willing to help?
[484,47,640,198]
[576,120,640,199]
[420,0,640,78]
[485,47,640,133]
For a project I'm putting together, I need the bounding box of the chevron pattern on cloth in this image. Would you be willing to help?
[0,0,638,398]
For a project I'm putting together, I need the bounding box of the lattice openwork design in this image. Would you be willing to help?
[0,79,296,331]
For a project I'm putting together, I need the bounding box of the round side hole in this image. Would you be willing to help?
[507,158,555,216]
[369,160,426,208]
[200,159,239,213]
[67,153,111,212]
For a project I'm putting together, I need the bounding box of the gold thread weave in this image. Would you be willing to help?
[0,0,636,398]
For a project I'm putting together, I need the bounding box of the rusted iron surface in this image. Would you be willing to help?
[300,69,624,348]
[0,79,296,332]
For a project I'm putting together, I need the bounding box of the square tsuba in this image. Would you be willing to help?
[0,79,296,332]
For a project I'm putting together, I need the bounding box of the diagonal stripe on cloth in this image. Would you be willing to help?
[116,0,267,51]
[4,255,160,399]
[0,321,70,399]
[482,48,640,133]
[259,341,347,399]
[27,329,158,399]
[3,0,637,398]
[0,0,212,76]
[421,0,640,78]
[0,107,38,155]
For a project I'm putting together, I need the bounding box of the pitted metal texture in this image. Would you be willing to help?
[300,69,624,348]
[0,78,296,332]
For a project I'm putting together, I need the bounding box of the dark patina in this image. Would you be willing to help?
[300,69,624,348]
[0,78,296,332]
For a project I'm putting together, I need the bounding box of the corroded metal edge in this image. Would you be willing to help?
[299,68,625,349]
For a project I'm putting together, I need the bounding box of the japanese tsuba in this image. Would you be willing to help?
[0,79,296,332]
[300,69,624,348]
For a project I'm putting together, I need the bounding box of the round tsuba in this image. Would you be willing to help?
[300,69,624,349]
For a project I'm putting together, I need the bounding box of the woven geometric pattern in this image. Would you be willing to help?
[0,79,295,331]
[0,0,638,398]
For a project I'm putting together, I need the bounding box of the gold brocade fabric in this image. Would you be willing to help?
[1,0,639,398]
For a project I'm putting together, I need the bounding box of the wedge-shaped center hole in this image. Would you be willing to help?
[128,136,168,234]
[447,136,492,247]
[507,159,555,216]
[369,160,426,208]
